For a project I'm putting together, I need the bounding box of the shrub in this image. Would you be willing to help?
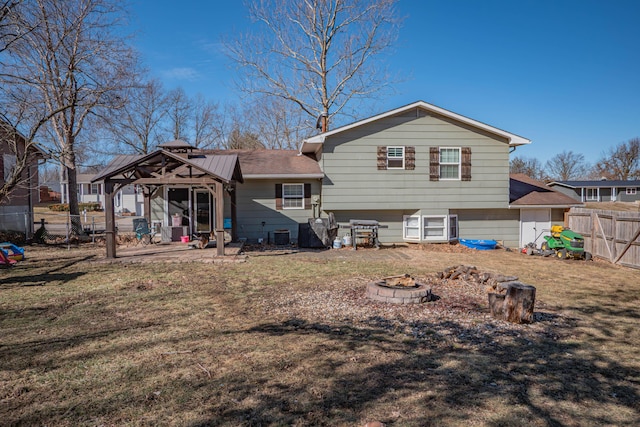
[48,203,102,212]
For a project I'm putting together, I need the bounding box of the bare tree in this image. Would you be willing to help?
[192,94,222,149]
[545,151,590,181]
[227,127,264,150]
[253,97,309,149]
[100,79,168,155]
[2,0,136,228]
[226,0,401,134]
[164,87,192,141]
[0,0,26,55]
[593,138,640,180]
[510,156,546,181]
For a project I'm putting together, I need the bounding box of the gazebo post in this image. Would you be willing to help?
[215,181,224,256]
[104,180,117,258]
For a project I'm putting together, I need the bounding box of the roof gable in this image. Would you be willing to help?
[301,100,531,155]
[92,150,243,184]
[205,149,323,178]
[510,174,582,206]
[549,180,640,189]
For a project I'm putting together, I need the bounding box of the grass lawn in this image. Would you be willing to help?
[1,244,639,426]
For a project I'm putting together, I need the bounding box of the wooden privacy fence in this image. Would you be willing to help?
[567,207,640,269]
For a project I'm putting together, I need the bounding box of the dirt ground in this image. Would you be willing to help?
[1,243,639,426]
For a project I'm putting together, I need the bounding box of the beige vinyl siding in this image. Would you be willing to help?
[320,113,510,211]
[234,179,321,243]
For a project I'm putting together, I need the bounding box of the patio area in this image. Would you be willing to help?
[94,241,246,264]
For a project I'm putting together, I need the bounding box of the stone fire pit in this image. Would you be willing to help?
[366,274,433,304]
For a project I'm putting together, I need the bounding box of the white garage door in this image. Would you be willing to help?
[520,209,551,248]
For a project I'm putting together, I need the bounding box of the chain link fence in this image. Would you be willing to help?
[0,210,139,246]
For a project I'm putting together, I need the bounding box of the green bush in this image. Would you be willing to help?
[48,203,69,212]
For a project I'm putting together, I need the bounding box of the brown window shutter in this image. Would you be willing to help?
[461,147,472,181]
[304,183,311,209]
[429,147,439,181]
[377,146,387,170]
[405,146,415,170]
[275,184,283,210]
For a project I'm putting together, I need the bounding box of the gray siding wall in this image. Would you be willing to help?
[551,186,581,201]
[452,209,520,248]
[320,112,510,211]
[616,187,640,202]
[235,179,321,243]
[328,208,521,248]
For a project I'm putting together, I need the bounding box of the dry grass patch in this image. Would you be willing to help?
[1,244,639,426]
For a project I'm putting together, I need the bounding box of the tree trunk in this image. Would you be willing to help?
[488,282,536,324]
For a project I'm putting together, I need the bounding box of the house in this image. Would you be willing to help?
[75,173,144,215]
[0,121,44,237]
[94,144,322,241]
[300,101,534,248]
[510,174,583,247]
[548,179,640,203]
[94,100,556,255]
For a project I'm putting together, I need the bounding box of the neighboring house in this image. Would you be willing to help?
[0,121,44,236]
[510,174,583,247]
[300,101,533,248]
[69,173,145,216]
[548,180,640,203]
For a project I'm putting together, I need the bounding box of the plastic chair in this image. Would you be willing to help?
[133,218,155,245]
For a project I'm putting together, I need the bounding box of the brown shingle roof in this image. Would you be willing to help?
[510,174,582,206]
[205,149,323,178]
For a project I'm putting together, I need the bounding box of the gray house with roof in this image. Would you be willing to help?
[300,101,542,248]
[548,180,640,203]
[94,100,577,252]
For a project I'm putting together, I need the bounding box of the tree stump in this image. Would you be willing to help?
[488,282,536,324]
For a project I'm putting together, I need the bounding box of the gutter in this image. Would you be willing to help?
[243,173,325,180]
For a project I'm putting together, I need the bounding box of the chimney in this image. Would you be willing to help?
[315,112,328,133]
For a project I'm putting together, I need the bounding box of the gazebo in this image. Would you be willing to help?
[92,140,243,258]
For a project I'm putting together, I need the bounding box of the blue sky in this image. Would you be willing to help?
[129,0,640,164]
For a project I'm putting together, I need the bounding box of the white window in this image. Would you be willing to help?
[90,183,102,195]
[387,146,404,169]
[403,215,420,240]
[626,188,637,195]
[3,154,16,180]
[403,215,459,242]
[423,216,446,240]
[449,215,459,240]
[585,188,599,201]
[282,183,304,209]
[439,147,461,180]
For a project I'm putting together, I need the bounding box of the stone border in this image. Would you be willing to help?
[366,281,432,304]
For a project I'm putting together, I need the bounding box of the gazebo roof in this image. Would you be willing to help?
[92,150,243,184]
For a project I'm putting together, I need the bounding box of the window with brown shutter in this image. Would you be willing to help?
[430,147,471,181]
[461,147,472,181]
[429,147,439,181]
[377,146,387,170]
[275,183,310,210]
[275,184,283,210]
[405,146,415,170]
[379,146,415,170]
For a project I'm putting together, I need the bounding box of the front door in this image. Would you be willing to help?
[194,190,212,233]
[167,187,190,230]
[520,209,551,248]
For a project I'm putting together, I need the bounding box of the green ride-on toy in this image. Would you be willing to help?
[541,225,592,261]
